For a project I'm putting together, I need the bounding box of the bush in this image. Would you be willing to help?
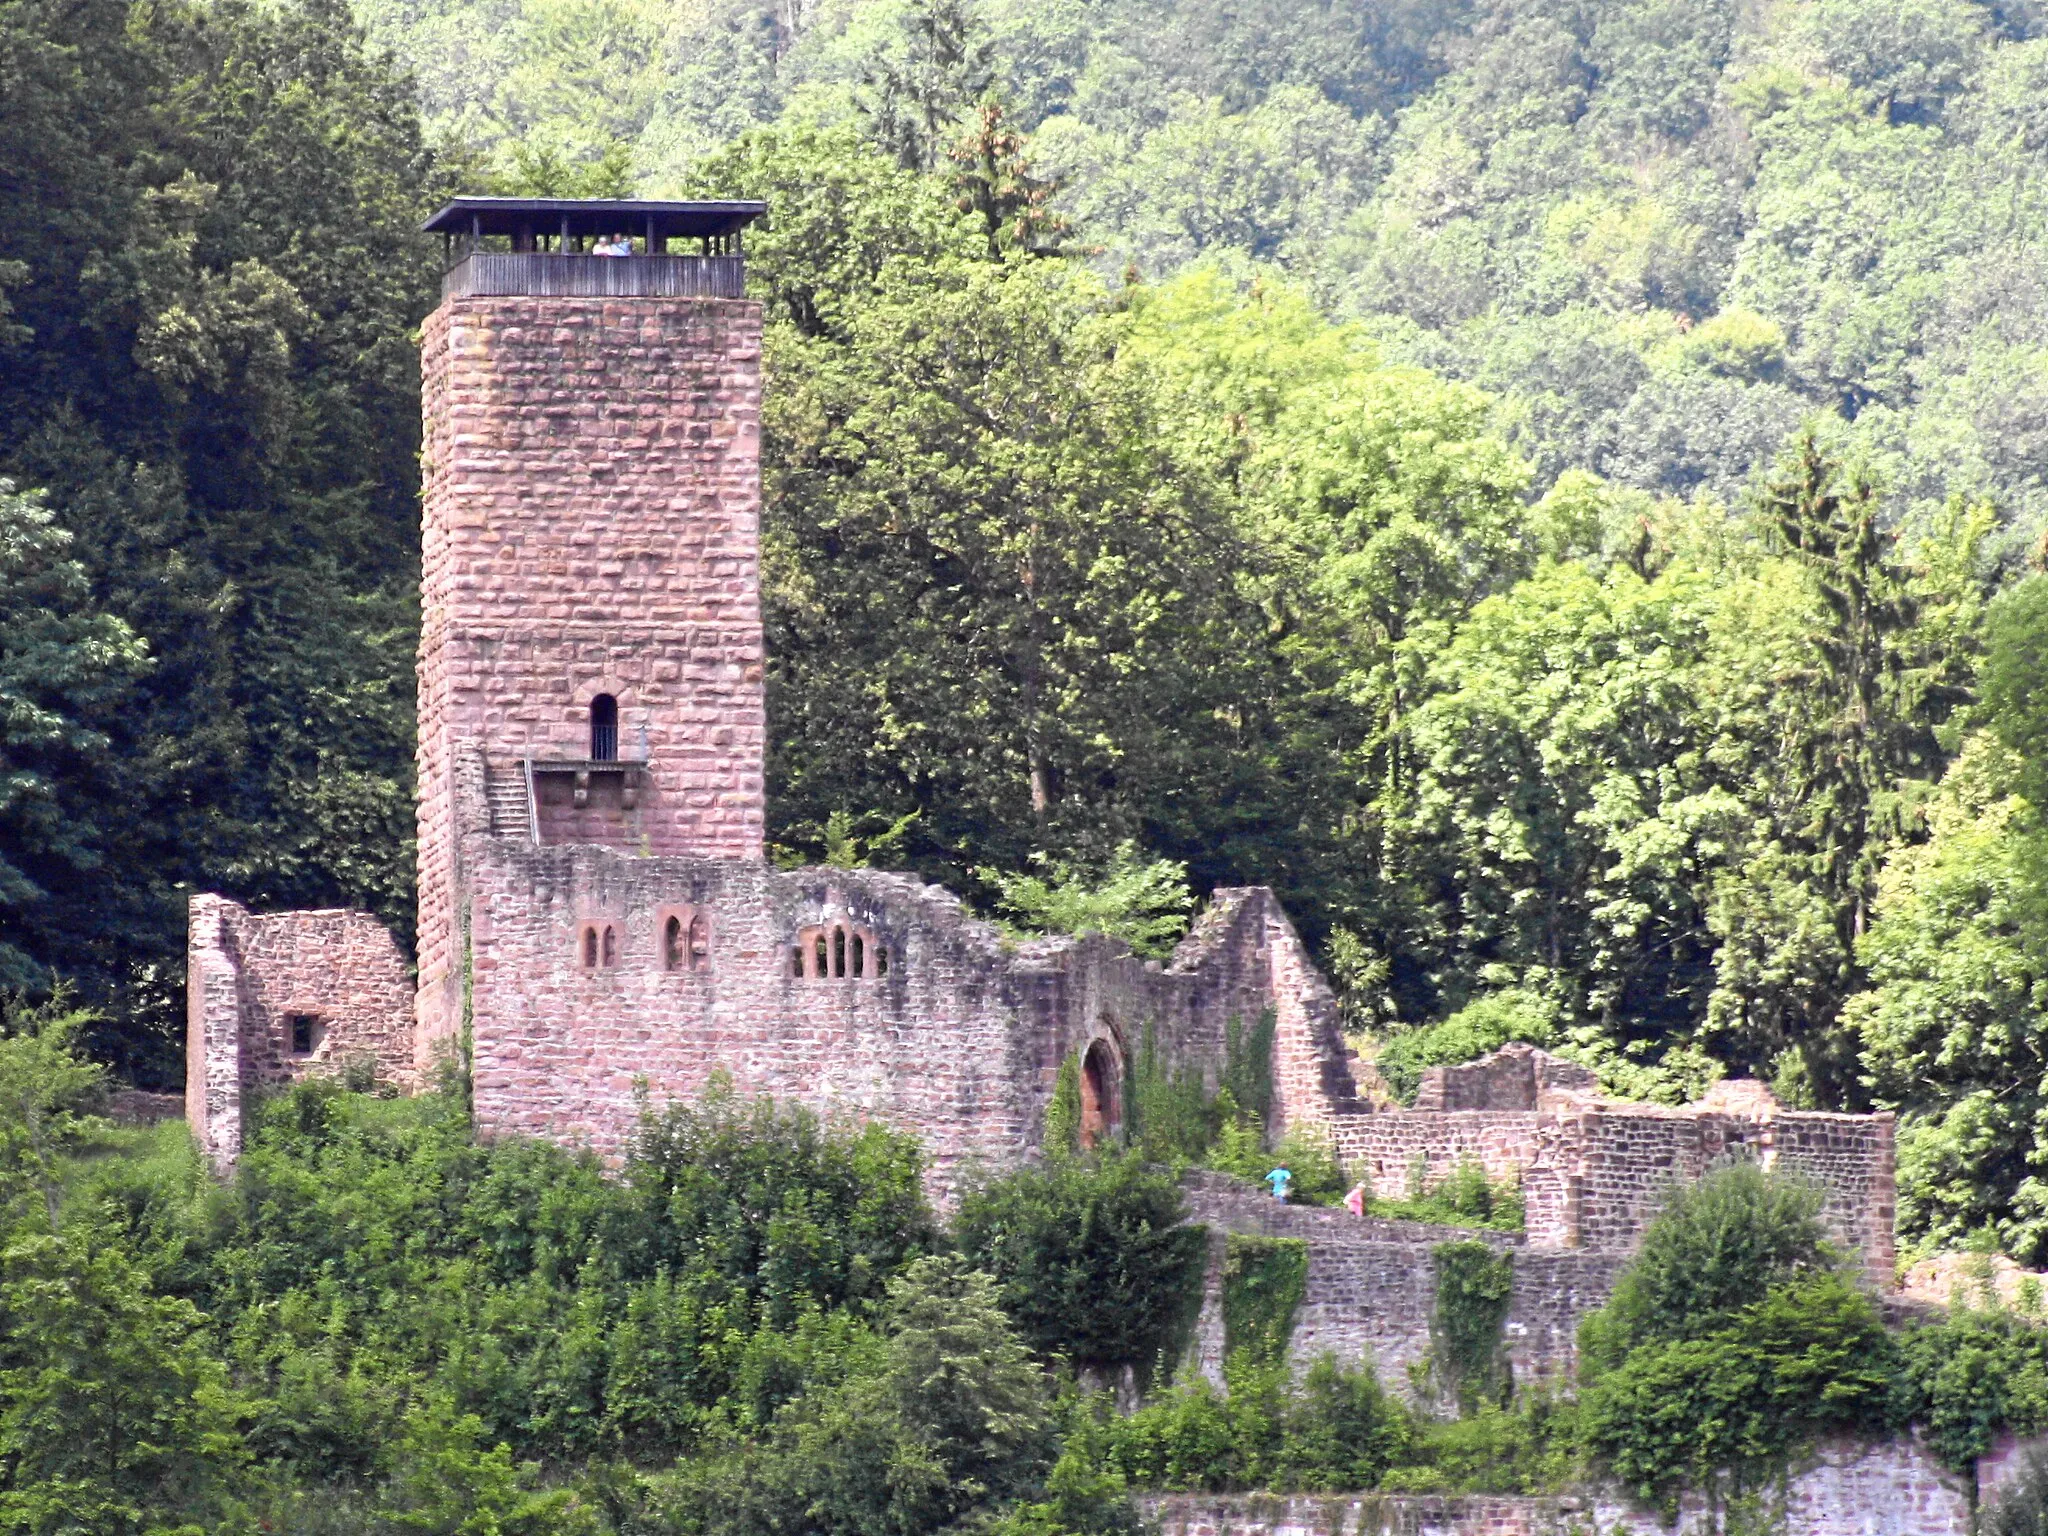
[1382,1398,1580,1495]
[667,1256,1057,1536]
[955,1151,1207,1379]
[1579,1273,1901,1513]
[1090,1352,1409,1493]
[1370,1156,1524,1231]
[1578,1159,1828,1374]
[1373,990,1559,1104]
[985,842,1193,958]
[1894,1307,2048,1471]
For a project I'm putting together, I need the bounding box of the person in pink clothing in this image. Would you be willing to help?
[1343,1182,1367,1218]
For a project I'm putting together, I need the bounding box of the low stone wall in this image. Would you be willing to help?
[1327,1096,1894,1281]
[1180,1175,1623,1395]
[1140,1434,1973,1535]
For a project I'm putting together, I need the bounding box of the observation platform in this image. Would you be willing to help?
[422,196,767,302]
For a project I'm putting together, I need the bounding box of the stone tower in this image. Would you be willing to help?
[413,197,770,1065]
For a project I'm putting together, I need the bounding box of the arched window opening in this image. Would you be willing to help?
[851,932,865,979]
[602,925,618,967]
[791,944,805,977]
[590,694,618,761]
[1079,1040,1122,1150]
[832,927,847,978]
[814,933,828,977]
[583,927,599,969]
[688,914,710,971]
[664,915,684,972]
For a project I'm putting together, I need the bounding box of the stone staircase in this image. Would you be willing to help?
[484,759,531,840]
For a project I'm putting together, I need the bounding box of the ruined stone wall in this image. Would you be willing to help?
[1327,1097,1893,1278]
[1565,1106,1895,1280]
[185,894,414,1168]
[1140,1435,1973,1535]
[1410,1044,1598,1113]
[1769,1111,1898,1284]
[416,294,767,1063]
[1179,1174,1623,1395]
[187,896,245,1170]
[1331,1115,1546,1205]
[462,843,1359,1195]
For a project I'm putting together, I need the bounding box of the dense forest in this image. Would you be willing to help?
[5,0,2048,1525]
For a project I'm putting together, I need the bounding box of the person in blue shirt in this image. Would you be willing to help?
[1264,1166,1291,1202]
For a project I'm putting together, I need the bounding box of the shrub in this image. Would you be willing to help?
[668,1256,1057,1536]
[955,1151,1207,1379]
[985,842,1192,958]
[1894,1307,2048,1471]
[1090,1352,1409,1493]
[1579,1273,1901,1513]
[1578,1159,1828,1374]
[1373,990,1559,1104]
[1371,1156,1525,1231]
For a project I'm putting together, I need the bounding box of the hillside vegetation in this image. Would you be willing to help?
[6,1021,2048,1531]
[3,0,2048,1337]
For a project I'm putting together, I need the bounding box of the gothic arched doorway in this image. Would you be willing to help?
[1079,1038,1123,1150]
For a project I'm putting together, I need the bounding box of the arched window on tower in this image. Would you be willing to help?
[590,694,618,761]
[664,915,684,972]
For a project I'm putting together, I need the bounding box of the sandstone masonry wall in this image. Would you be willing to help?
[1181,1174,1623,1394]
[416,295,767,1065]
[184,894,414,1168]
[1328,1089,1894,1279]
[460,841,1359,1196]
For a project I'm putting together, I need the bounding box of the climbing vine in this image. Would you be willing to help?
[1222,1010,1277,1126]
[1428,1240,1514,1413]
[1043,1051,1081,1158]
[1222,1234,1308,1366]
[1125,1019,1214,1161]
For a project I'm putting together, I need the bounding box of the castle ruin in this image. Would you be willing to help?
[185,199,1898,1384]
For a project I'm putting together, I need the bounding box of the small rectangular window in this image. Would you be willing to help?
[289,1014,319,1056]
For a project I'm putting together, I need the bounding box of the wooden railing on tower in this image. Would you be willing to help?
[442,253,746,301]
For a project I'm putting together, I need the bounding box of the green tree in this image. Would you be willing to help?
[0,485,147,993]
[955,1153,1205,1377]
[758,250,1293,896]
[857,0,996,173]
[1852,735,2048,1259]
[1709,440,1970,1103]
[681,1255,1055,1536]
[1580,1272,1901,1513]
[0,0,446,1076]
[985,842,1193,958]
[0,1002,106,1231]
